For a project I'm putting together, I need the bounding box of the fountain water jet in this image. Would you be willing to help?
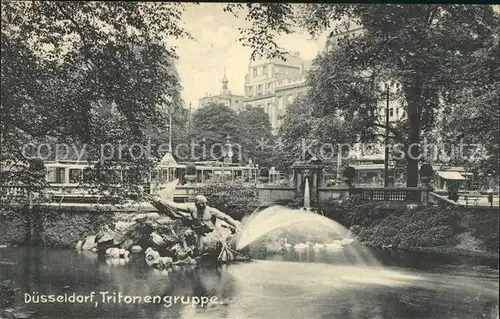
[235,206,381,266]
[303,178,311,210]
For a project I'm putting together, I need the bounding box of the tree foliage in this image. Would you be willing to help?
[229,4,499,186]
[188,103,274,166]
[1,2,188,195]
[438,22,500,175]
[188,103,243,162]
[237,105,274,168]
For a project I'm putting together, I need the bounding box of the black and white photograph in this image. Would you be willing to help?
[1,2,499,319]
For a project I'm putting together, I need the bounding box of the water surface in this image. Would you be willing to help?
[0,247,498,319]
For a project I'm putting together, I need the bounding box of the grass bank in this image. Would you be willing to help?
[318,197,499,258]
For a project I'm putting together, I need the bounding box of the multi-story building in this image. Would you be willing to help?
[324,26,405,131]
[274,77,309,128]
[198,70,245,113]
[242,52,311,130]
[324,26,364,53]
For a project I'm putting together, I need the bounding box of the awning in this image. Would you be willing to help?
[437,171,468,180]
[351,164,386,170]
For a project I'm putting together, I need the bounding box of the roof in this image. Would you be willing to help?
[351,164,386,170]
[249,52,309,69]
[437,171,468,180]
[355,154,385,161]
[158,152,177,167]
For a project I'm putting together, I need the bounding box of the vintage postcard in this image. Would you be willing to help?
[1,2,499,319]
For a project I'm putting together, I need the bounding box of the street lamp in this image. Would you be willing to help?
[163,94,174,153]
[384,83,390,188]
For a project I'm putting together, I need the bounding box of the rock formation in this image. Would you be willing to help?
[75,211,250,269]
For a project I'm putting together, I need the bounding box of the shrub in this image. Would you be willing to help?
[317,196,395,228]
[186,163,196,175]
[259,167,269,177]
[198,178,260,221]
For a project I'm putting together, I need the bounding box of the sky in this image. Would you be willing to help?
[170,3,329,109]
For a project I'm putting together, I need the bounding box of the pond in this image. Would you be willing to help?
[0,246,498,319]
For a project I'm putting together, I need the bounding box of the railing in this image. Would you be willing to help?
[1,185,29,198]
[459,193,498,208]
[429,191,499,208]
[1,184,203,204]
[348,187,425,202]
[4,183,432,207]
[258,185,428,205]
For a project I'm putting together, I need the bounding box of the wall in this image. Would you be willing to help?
[0,206,118,247]
[255,184,296,206]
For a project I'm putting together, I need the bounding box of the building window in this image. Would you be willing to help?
[56,168,65,184]
[247,86,253,96]
[46,168,57,183]
[253,68,257,77]
[267,82,272,93]
[389,108,394,117]
[263,66,267,76]
[396,108,399,117]
[257,84,262,95]
[283,95,289,106]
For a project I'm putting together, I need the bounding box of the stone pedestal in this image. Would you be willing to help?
[292,162,323,206]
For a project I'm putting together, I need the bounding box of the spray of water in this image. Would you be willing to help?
[235,206,381,266]
[304,178,311,210]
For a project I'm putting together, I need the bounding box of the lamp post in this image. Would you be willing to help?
[343,166,356,197]
[419,164,434,204]
[163,94,174,154]
[384,83,390,188]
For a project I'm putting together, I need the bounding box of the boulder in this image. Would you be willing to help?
[174,246,194,260]
[133,213,161,223]
[112,221,140,245]
[105,248,121,259]
[145,247,160,264]
[157,217,175,226]
[75,240,83,250]
[96,232,114,244]
[173,256,196,266]
[130,245,142,253]
[158,257,173,268]
[150,232,165,247]
[95,231,114,253]
[81,236,97,251]
[119,238,135,250]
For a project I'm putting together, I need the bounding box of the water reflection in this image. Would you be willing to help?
[0,247,498,319]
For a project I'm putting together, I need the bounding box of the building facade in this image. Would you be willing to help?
[242,52,311,130]
[274,77,309,128]
[198,70,245,113]
[324,26,406,141]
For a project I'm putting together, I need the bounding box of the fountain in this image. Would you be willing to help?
[303,177,311,210]
[235,205,380,266]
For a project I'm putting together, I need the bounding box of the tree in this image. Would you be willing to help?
[188,103,244,162]
[227,4,499,187]
[1,2,188,195]
[237,105,274,168]
[438,22,500,175]
[272,96,356,174]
